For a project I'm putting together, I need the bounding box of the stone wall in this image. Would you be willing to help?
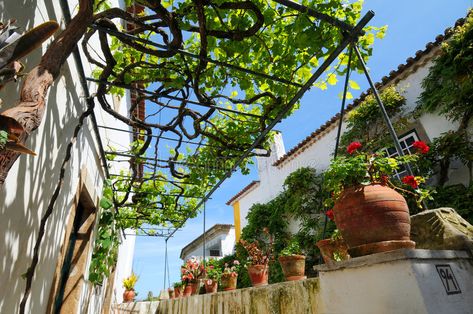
[158,279,319,314]
[117,249,473,314]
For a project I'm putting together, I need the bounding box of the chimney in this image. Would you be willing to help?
[256,132,285,179]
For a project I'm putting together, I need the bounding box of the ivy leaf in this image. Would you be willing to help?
[100,197,113,210]
[327,73,338,85]
[349,80,360,90]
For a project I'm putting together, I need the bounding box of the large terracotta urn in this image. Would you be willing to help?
[333,184,415,257]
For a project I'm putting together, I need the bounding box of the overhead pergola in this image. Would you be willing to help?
[82,0,379,230]
[81,0,412,280]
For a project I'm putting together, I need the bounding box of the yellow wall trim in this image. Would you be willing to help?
[233,201,241,242]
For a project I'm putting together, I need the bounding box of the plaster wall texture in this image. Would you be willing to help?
[0,0,134,313]
[317,250,473,314]
[182,228,235,261]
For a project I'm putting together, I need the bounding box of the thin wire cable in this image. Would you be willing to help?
[167,244,171,288]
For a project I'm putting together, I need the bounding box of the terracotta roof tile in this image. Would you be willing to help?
[226,180,260,205]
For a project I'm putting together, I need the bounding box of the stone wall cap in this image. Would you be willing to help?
[314,249,471,272]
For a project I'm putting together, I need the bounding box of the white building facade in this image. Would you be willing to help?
[180,224,235,262]
[228,19,472,239]
[0,1,135,313]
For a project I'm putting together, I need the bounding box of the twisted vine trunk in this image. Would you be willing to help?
[0,0,94,187]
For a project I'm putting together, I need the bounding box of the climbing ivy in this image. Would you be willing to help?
[241,167,330,284]
[414,11,473,221]
[89,180,120,285]
[339,86,408,153]
[418,11,473,130]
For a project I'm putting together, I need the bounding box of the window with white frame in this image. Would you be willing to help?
[383,130,420,180]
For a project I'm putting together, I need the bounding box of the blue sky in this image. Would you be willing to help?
[131,0,472,298]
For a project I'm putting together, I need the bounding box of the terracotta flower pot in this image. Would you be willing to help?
[247,265,269,287]
[278,255,306,281]
[174,287,182,298]
[333,184,415,257]
[168,288,174,299]
[183,284,192,297]
[123,289,135,302]
[190,281,200,295]
[221,274,238,291]
[204,279,218,293]
[316,238,350,265]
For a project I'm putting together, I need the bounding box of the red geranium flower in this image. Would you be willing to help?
[412,141,429,154]
[347,141,362,154]
[402,175,419,189]
[325,209,334,221]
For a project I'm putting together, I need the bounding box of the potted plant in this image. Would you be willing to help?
[168,287,175,299]
[122,273,138,302]
[240,230,273,287]
[173,282,183,298]
[324,141,432,257]
[203,258,221,293]
[220,259,240,291]
[278,239,306,281]
[181,257,204,296]
[182,281,192,297]
[316,228,350,265]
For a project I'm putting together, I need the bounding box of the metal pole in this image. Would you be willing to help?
[163,239,168,290]
[271,0,355,32]
[352,44,414,176]
[202,200,206,268]
[167,247,171,288]
[319,46,354,264]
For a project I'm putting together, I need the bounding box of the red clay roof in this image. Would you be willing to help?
[226,180,260,205]
[272,16,466,167]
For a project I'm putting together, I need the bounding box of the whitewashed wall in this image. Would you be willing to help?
[182,228,235,261]
[0,0,134,313]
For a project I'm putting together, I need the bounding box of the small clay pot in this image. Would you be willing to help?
[316,238,350,265]
[221,274,238,291]
[168,288,174,299]
[247,265,269,287]
[278,255,306,281]
[123,289,135,302]
[174,287,182,298]
[183,284,192,297]
[204,279,218,293]
[190,281,200,295]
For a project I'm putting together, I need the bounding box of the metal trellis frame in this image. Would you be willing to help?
[84,0,419,269]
